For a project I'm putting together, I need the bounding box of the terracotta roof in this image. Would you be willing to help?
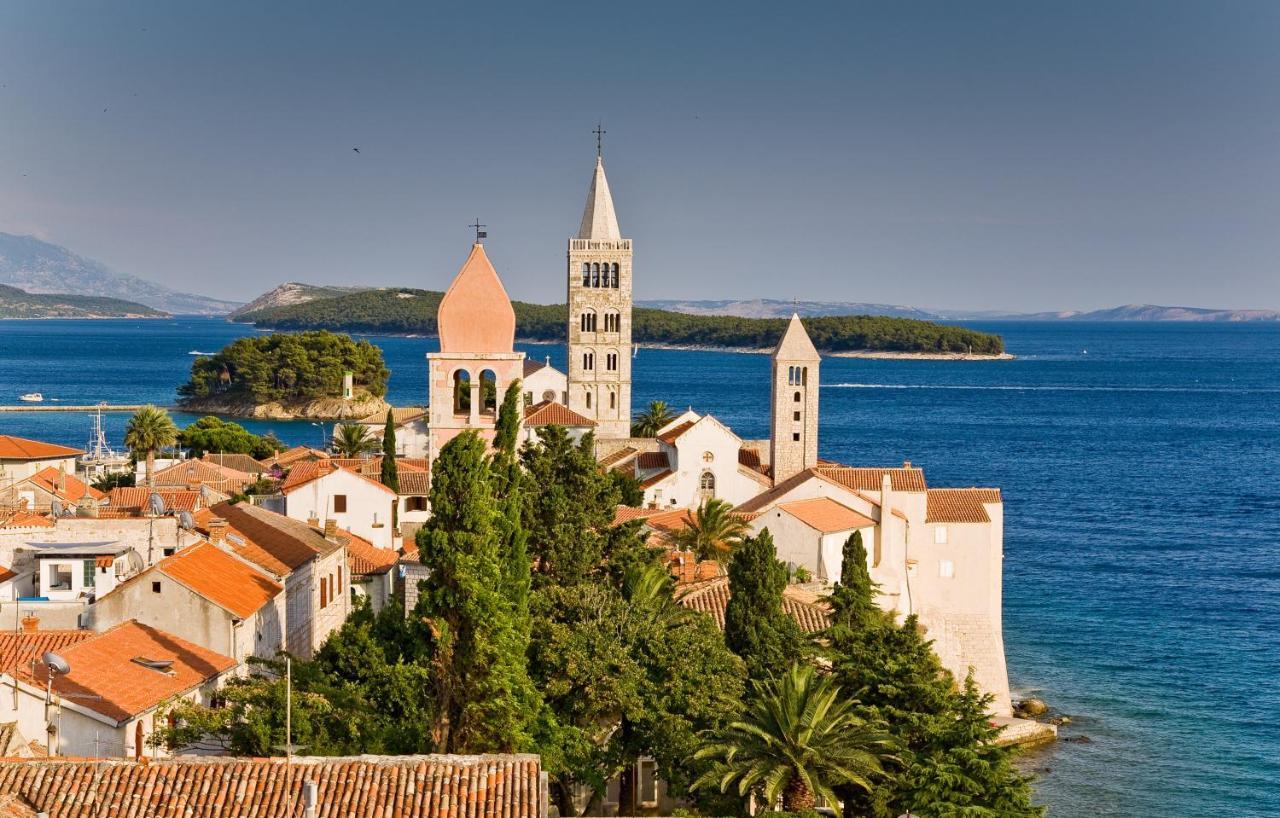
[926,488,1000,524]
[343,530,399,577]
[397,472,431,495]
[0,436,81,461]
[776,497,877,533]
[200,452,267,474]
[0,754,544,818]
[656,420,695,444]
[815,464,928,493]
[209,502,341,574]
[734,468,822,513]
[598,447,638,469]
[0,567,16,583]
[0,630,95,681]
[523,358,550,376]
[359,406,427,426]
[158,542,282,618]
[610,506,666,526]
[280,462,395,496]
[638,469,674,489]
[738,465,773,487]
[0,512,52,530]
[263,446,330,468]
[644,509,694,534]
[437,243,516,354]
[523,400,596,428]
[676,577,830,634]
[738,447,765,472]
[23,621,236,723]
[23,468,104,504]
[666,549,723,584]
[636,451,669,470]
[107,488,202,513]
[152,460,252,492]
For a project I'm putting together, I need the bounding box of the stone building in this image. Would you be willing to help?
[566,153,633,438]
[770,313,821,485]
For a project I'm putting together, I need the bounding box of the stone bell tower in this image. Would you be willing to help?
[566,139,633,439]
[770,313,820,485]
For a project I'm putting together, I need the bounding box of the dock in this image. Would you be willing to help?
[0,404,160,413]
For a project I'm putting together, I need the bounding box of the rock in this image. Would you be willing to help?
[1048,715,1071,726]
[1016,698,1048,717]
[1062,735,1092,744]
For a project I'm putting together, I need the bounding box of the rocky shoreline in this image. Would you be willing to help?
[176,392,389,421]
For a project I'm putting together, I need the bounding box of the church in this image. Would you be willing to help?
[421,143,1012,718]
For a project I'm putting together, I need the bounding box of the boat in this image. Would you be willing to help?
[188,350,216,356]
[19,393,43,402]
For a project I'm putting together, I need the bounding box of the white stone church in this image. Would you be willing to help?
[421,146,1013,717]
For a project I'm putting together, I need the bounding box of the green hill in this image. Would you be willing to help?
[0,284,168,318]
[237,287,1004,355]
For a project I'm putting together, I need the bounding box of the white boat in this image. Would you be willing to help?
[19,393,43,402]
[188,350,216,356]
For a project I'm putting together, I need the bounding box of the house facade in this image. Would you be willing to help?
[280,462,397,550]
[0,436,81,485]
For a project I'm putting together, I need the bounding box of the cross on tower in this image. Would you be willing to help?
[593,121,606,157]
[470,218,487,244]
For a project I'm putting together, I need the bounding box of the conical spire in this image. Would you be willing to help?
[577,156,622,240]
[774,313,820,360]
[437,243,516,354]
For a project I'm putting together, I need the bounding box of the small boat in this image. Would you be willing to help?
[188,350,216,356]
[19,393,43,402]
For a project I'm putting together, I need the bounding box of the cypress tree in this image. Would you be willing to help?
[723,529,806,678]
[827,530,880,631]
[380,409,399,492]
[492,381,531,623]
[416,431,539,753]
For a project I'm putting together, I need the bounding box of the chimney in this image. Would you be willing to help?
[21,613,39,634]
[302,780,318,818]
[57,467,67,496]
[77,496,99,518]
[307,514,320,528]
[207,518,228,545]
[323,519,338,540]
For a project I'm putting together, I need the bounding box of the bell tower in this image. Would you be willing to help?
[567,135,632,439]
[770,314,820,484]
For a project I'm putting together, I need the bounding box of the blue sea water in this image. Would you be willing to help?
[1,317,1278,817]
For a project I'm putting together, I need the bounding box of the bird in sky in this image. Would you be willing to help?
[352,147,360,153]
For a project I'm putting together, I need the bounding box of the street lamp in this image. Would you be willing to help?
[310,422,327,450]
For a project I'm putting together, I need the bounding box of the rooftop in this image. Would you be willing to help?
[436,243,516,355]
[157,541,283,618]
[343,530,399,577]
[523,400,596,428]
[209,502,343,574]
[0,436,82,461]
[926,487,1001,524]
[776,497,877,533]
[677,577,830,634]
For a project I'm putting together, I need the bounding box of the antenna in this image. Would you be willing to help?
[178,510,194,530]
[41,652,70,677]
[470,218,487,244]
[147,492,166,517]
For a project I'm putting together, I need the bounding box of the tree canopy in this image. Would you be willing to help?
[178,415,286,459]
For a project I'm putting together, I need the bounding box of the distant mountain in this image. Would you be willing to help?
[227,282,372,320]
[640,298,944,320]
[0,283,166,319]
[942,304,1280,322]
[0,232,241,316]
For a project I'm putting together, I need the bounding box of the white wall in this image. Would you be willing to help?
[0,455,78,483]
[283,469,396,550]
[523,365,568,405]
[642,416,764,510]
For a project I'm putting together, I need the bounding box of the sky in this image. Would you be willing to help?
[1,1,1277,311]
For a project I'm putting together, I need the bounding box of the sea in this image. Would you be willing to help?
[1,316,1278,818]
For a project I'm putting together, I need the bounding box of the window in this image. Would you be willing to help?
[585,391,592,409]
[151,581,162,594]
[592,263,601,287]
[479,369,498,415]
[792,432,801,442]
[162,548,175,557]
[83,560,95,588]
[407,496,429,512]
[793,411,801,421]
[50,564,73,590]
[794,391,802,403]
[638,759,659,806]
[699,471,716,493]
[702,451,714,463]
[581,263,590,287]
[452,369,471,415]
[606,352,618,371]
[580,311,597,332]
[610,263,620,288]
[320,578,328,608]
[333,495,347,513]
[337,567,343,593]
[542,389,557,402]
[934,526,949,545]
[609,391,616,409]
[604,311,620,332]
[939,560,955,579]
[524,391,533,405]
[583,352,594,371]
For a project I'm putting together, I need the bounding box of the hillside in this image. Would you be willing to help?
[0,232,241,315]
[0,284,167,319]
[226,282,372,320]
[236,287,1005,355]
[641,298,943,320]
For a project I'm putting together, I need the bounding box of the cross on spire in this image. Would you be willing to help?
[593,121,606,158]
[470,218,487,244]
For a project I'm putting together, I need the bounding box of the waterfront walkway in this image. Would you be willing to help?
[0,404,158,413]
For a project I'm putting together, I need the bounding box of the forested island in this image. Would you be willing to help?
[234,287,1005,356]
[177,331,390,419]
[0,284,167,319]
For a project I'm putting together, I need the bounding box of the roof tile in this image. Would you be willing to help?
[523,400,596,427]
[0,436,81,461]
[776,497,876,533]
[926,488,1000,523]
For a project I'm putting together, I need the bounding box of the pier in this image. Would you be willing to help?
[0,404,161,413]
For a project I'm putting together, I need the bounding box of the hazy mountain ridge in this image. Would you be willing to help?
[226,282,371,320]
[0,283,166,319]
[0,232,241,315]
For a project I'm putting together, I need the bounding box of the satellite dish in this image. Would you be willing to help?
[177,510,194,530]
[50,499,64,518]
[147,492,166,517]
[41,651,70,676]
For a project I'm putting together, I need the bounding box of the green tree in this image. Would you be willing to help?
[631,400,676,437]
[333,423,378,457]
[416,431,540,753]
[380,410,399,491]
[492,381,530,618]
[673,497,749,561]
[723,529,808,679]
[179,415,286,459]
[179,331,388,403]
[694,663,895,812]
[124,405,178,488]
[827,530,879,632]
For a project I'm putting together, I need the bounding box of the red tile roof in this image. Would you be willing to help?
[200,452,267,474]
[638,469,674,489]
[656,420,696,444]
[737,447,769,475]
[208,502,341,575]
[610,506,666,526]
[598,446,638,469]
[26,621,236,723]
[0,753,544,818]
[0,630,96,681]
[926,488,1001,524]
[524,357,550,376]
[643,509,695,534]
[0,436,81,461]
[343,530,399,576]
[814,465,928,493]
[280,462,394,496]
[676,577,830,634]
[263,445,330,467]
[107,488,202,513]
[151,460,252,493]
[777,497,877,533]
[158,542,282,618]
[24,468,104,504]
[636,451,669,470]
[523,400,596,427]
[0,512,53,530]
[397,471,431,495]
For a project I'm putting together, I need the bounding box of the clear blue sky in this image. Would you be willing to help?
[1,1,1276,310]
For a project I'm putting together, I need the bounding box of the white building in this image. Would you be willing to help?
[356,407,431,459]
[0,435,81,485]
[522,400,596,447]
[279,461,397,550]
[522,358,568,406]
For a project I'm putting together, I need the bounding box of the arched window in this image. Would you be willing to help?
[604,311,619,332]
[610,263,619,287]
[801,367,808,386]
[479,369,498,415]
[580,311,597,332]
[609,391,616,409]
[583,352,595,371]
[606,351,618,371]
[699,471,716,499]
[585,390,592,409]
[452,370,472,414]
[794,391,802,403]
[787,366,796,386]
[592,263,601,288]
[581,263,590,287]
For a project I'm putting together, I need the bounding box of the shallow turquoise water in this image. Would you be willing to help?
[2,317,1278,817]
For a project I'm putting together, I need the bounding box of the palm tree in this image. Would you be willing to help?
[631,400,676,437]
[673,497,748,561]
[694,663,895,812]
[333,423,378,458]
[124,405,178,488]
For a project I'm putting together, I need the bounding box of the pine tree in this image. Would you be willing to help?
[827,530,880,632]
[380,409,399,491]
[416,431,540,753]
[723,529,807,679]
[493,381,532,628]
